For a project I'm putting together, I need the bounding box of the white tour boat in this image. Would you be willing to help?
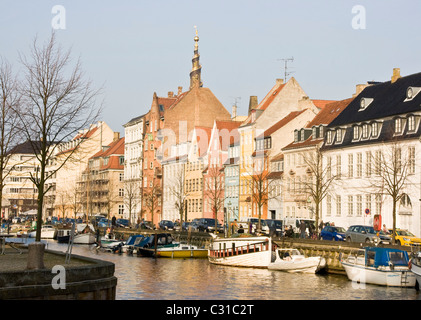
[208,235,272,268]
[268,248,326,273]
[341,247,416,287]
[72,223,96,244]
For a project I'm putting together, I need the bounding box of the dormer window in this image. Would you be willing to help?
[408,115,416,132]
[395,118,403,134]
[319,125,324,139]
[353,126,360,140]
[326,131,333,144]
[405,87,421,102]
[294,130,299,142]
[312,126,317,139]
[362,124,369,139]
[359,97,374,111]
[335,128,343,143]
[371,121,380,138]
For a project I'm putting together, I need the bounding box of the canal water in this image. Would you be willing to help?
[45,241,420,301]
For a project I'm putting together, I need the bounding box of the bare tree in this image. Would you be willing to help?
[249,153,278,233]
[370,142,412,244]
[124,178,141,225]
[167,163,188,225]
[302,147,337,237]
[203,165,225,232]
[143,179,161,227]
[0,59,23,217]
[15,32,102,242]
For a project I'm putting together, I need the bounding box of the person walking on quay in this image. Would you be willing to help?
[300,220,306,239]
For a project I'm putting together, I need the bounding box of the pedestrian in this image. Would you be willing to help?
[382,224,388,234]
[299,220,306,239]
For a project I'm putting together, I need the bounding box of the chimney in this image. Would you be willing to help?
[276,78,284,85]
[113,132,120,141]
[178,86,183,95]
[232,104,237,119]
[391,68,401,83]
[248,96,258,115]
[353,84,368,97]
[168,91,174,98]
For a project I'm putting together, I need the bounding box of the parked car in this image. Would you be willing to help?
[158,220,175,230]
[320,226,346,241]
[197,218,223,233]
[388,228,421,246]
[264,219,283,237]
[139,221,154,230]
[190,219,200,232]
[345,225,391,244]
[239,217,269,234]
[98,218,110,228]
[116,218,131,228]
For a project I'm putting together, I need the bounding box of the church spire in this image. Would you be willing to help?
[189,26,203,90]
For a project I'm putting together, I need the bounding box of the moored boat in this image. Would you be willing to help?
[341,246,416,287]
[136,233,176,257]
[123,234,145,254]
[72,223,96,244]
[28,225,57,239]
[56,228,73,243]
[208,235,272,268]
[156,243,208,259]
[268,248,326,273]
[410,244,421,290]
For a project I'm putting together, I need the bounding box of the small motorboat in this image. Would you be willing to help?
[136,233,176,257]
[268,248,326,273]
[341,246,416,287]
[99,233,124,249]
[155,243,208,259]
[122,234,145,254]
[28,225,57,239]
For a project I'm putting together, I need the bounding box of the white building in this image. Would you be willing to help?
[321,69,421,237]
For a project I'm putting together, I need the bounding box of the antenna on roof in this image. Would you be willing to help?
[277,57,294,83]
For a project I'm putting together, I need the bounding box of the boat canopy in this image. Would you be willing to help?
[365,247,409,268]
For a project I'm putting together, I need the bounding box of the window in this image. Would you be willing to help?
[119,188,124,197]
[326,195,332,216]
[348,195,353,216]
[327,131,333,144]
[371,122,378,137]
[119,156,124,165]
[118,205,124,216]
[119,173,124,181]
[365,194,372,214]
[353,126,360,140]
[395,118,402,134]
[356,153,362,178]
[408,115,416,132]
[356,195,362,216]
[362,124,369,139]
[336,129,342,143]
[327,156,332,179]
[375,151,382,175]
[365,151,372,177]
[348,154,353,178]
[409,146,415,174]
[336,195,341,216]
[336,155,341,179]
[375,194,382,215]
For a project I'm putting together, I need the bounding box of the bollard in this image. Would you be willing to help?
[27,242,46,270]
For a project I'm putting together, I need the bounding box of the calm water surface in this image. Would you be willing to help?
[46,241,420,301]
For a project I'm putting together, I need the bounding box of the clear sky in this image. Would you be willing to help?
[1,0,421,134]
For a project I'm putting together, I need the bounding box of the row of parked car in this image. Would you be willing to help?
[320,224,421,246]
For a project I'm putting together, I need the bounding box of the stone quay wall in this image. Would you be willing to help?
[0,249,117,300]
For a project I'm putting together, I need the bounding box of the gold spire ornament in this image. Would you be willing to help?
[190,26,203,90]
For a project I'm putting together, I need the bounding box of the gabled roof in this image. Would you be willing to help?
[89,137,125,170]
[329,72,421,127]
[306,98,354,128]
[257,110,307,139]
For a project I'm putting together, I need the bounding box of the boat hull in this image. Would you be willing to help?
[208,236,272,268]
[269,257,326,273]
[73,233,96,244]
[410,261,421,287]
[341,262,416,287]
[157,248,208,259]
